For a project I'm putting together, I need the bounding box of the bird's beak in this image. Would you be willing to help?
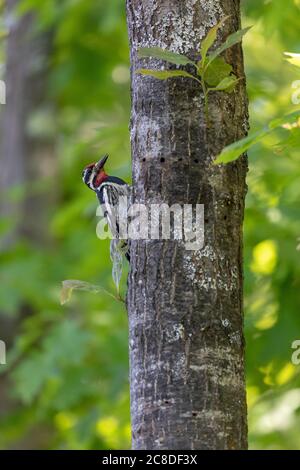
[94,154,108,172]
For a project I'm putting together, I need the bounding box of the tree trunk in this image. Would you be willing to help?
[0,0,54,246]
[126,0,248,450]
[0,0,54,449]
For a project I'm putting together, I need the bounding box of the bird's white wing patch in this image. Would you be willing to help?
[101,183,130,239]
[110,239,123,294]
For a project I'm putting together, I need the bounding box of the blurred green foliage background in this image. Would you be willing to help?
[0,0,300,450]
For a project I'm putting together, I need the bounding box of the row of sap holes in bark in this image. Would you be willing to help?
[141,157,200,163]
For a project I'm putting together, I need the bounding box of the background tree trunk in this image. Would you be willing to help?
[126,0,248,450]
[0,0,54,247]
[0,0,54,449]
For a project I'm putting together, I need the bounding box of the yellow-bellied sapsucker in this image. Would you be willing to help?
[82,155,131,262]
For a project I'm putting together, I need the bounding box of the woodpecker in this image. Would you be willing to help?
[82,154,130,262]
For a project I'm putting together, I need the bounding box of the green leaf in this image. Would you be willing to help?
[200,16,229,63]
[214,128,271,164]
[273,128,300,153]
[269,109,300,129]
[12,321,91,404]
[136,68,198,82]
[208,26,252,64]
[214,109,300,164]
[284,52,300,68]
[138,47,194,66]
[209,75,240,92]
[204,57,232,87]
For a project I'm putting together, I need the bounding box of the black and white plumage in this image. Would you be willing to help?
[82,155,131,262]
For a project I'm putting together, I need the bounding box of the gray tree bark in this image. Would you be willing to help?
[126,0,248,450]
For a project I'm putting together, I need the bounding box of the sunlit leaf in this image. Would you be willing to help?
[200,16,229,63]
[251,240,278,276]
[138,47,194,66]
[136,68,198,81]
[214,127,271,164]
[273,127,300,153]
[284,52,300,68]
[215,109,300,164]
[276,363,296,386]
[209,75,239,92]
[208,26,252,64]
[255,305,278,330]
[269,109,300,129]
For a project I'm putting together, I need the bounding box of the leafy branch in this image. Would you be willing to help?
[136,18,251,123]
[214,52,300,164]
[60,241,128,306]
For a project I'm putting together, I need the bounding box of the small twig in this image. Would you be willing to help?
[61,280,125,305]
